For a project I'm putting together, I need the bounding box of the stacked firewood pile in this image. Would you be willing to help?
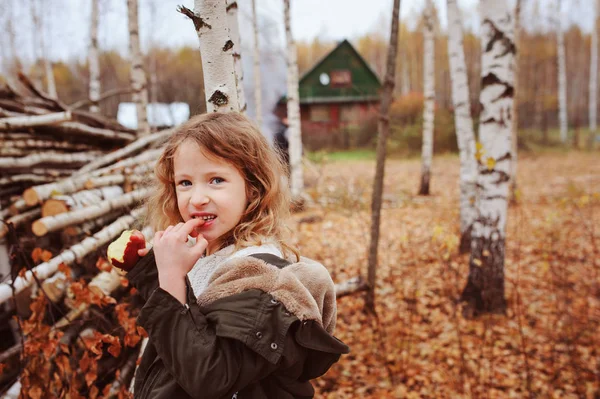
[0,76,173,398]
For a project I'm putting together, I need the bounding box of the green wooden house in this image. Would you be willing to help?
[276,39,381,148]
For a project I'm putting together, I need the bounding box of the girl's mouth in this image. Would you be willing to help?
[192,215,216,227]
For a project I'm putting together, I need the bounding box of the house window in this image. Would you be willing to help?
[330,70,352,87]
[310,105,330,122]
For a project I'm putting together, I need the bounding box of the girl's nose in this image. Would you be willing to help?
[190,190,210,206]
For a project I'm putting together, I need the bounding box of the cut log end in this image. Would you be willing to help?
[23,188,40,206]
[41,199,69,218]
[31,220,48,236]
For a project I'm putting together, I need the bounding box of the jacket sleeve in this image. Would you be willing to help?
[128,255,281,398]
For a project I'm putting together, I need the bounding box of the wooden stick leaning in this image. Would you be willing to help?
[0,208,42,239]
[0,111,72,131]
[0,207,145,305]
[41,185,124,217]
[74,128,172,175]
[49,121,134,141]
[0,150,101,169]
[32,188,150,236]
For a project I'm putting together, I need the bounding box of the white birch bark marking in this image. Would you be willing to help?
[447,0,478,245]
[0,151,101,169]
[89,0,101,113]
[128,0,150,136]
[556,0,568,143]
[75,128,172,175]
[32,188,150,236]
[462,0,515,314]
[419,0,435,195]
[251,0,263,128]
[0,208,144,305]
[284,0,304,198]
[510,0,522,200]
[226,1,247,113]
[0,111,72,130]
[179,1,239,113]
[590,0,598,141]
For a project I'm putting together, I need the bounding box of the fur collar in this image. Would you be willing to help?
[196,256,337,333]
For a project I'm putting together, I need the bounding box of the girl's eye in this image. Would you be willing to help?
[178,180,192,187]
[210,177,225,184]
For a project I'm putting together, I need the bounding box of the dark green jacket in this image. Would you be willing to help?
[127,250,349,399]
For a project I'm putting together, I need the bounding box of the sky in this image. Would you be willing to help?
[2,0,591,66]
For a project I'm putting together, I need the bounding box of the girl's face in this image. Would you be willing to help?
[173,140,248,255]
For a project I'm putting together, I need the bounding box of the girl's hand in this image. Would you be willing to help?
[153,218,207,282]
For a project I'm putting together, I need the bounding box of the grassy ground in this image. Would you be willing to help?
[291,151,600,398]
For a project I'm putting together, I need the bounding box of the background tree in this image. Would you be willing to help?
[89,0,101,113]
[447,0,477,253]
[283,0,304,199]
[179,0,239,113]
[226,0,246,113]
[251,0,263,128]
[510,0,522,202]
[556,0,568,143]
[366,0,401,312]
[460,0,515,317]
[418,0,436,196]
[127,0,149,136]
[590,0,599,148]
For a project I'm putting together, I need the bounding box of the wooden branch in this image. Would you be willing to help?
[23,175,90,205]
[107,348,139,396]
[0,138,95,151]
[47,121,134,141]
[69,87,135,110]
[0,150,101,169]
[0,174,53,188]
[335,276,369,298]
[41,186,124,217]
[89,148,161,177]
[0,208,41,238]
[129,337,149,394]
[0,207,144,304]
[32,188,149,236]
[17,71,69,111]
[0,111,72,131]
[75,129,171,175]
[61,211,123,239]
[8,198,30,215]
[84,175,126,190]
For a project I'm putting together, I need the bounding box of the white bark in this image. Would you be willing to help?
[590,0,599,139]
[89,0,101,113]
[556,0,568,143]
[462,0,515,313]
[251,0,263,128]
[0,208,144,305]
[75,128,172,175]
[284,0,304,198]
[419,0,435,195]
[41,0,57,98]
[0,151,101,169]
[510,0,522,201]
[0,111,72,130]
[447,0,478,244]
[180,2,239,113]
[32,188,150,236]
[42,186,125,217]
[0,174,53,187]
[0,138,94,151]
[127,0,150,136]
[226,1,247,113]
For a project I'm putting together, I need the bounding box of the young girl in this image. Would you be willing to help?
[124,112,349,398]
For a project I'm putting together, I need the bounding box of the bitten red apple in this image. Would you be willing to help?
[107,230,146,273]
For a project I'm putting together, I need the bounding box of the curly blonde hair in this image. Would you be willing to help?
[144,112,298,259]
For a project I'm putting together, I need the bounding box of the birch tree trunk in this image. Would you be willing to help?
[447,0,478,253]
[41,0,57,98]
[251,0,263,128]
[556,0,568,143]
[365,0,401,313]
[590,0,599,149]
[226,1,247,113]
[460,0,515,317]
[418,0,435,196]
[178,1,239,113]
[89,0,101,113]
[284,0,304,199]
[510,0,522,203]
[127,0,150,136]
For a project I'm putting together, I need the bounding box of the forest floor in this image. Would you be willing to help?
[291,152,600,398]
